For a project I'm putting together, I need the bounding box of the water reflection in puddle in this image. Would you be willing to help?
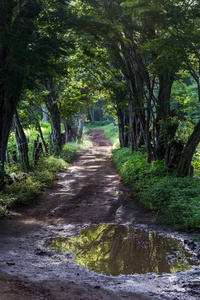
[44,224,199,276]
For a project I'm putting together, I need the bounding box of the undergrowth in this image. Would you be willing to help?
[111,147,200,231]
[0,154,69,212]
[0,126,92,217]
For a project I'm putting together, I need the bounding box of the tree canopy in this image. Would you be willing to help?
[1,0,200,188]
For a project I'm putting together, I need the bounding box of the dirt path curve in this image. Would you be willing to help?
[0,130,200,300]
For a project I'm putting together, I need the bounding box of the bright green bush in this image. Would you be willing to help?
[112,148,169,184]
[2,154,68,207]
[102,123,119,146]
[111,148,200,230]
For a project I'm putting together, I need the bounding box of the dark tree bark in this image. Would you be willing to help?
[62,117,78,142]
[129,105,143,151]
[0,1,43,188]
[44,79,61,152]
[62,118,71,143]
[12,108,29,168]
[154,74,174,160]
[0,98,16,189]
[117,106,129,148]
[177,120,200,176]
[145,78,156,163]
[0,5,19,188]
[111,34,148,152]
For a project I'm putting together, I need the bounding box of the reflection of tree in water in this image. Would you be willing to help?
[105,227,172,275]
[44,224,198,275]
[107,226,127,275]
[126,229,171,274]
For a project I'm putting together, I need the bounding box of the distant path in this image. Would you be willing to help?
[25,129,155,226]
[0,130,199,300]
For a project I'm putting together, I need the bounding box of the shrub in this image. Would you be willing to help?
[111,148,200,230]
[3,155,68,207]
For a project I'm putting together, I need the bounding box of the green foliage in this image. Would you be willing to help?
[7,122,51,164]
[112,148,168,184]
[61,131,93,162]
[170,78,200,145]
[2,154,68,207]
[60,145,77,163]
[0,123,92,216]
[0,197,16,217]
[0,0,76,96]
[103,123,119,146]
[111,148,200,230]
[136,176,200,229]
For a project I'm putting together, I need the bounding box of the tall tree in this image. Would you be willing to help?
[79,0,200,176]
[0,0,41,188]
[0,0,76,188]
[43,78,62,152]
[12,107,29,168]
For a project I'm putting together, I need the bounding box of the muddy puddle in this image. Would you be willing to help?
[44,224,199,276]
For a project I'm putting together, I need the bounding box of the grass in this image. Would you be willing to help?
[0,155,68,214]
[111,147,200,231]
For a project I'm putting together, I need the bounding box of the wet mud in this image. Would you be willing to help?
[0,129,200,300]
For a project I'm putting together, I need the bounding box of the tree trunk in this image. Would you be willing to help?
[117,106,129,148]
[13,108,29,168]
[0,0,45,188]
[129,105,144,151]
[145,78,155,163]
[62,117,78,142]
[62,118,70,143]
[90,108,95,122]
[74,116,79,140]
[177,120,200,176]
[0,98,16,189]
[155,74,174,160]
[44,79,61,152]
[78,110,85,140]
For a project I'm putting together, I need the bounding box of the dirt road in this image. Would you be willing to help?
[0,130,200,300]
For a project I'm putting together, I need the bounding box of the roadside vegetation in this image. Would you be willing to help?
[2,117,200,232]
[0,123,92,217]
[84,120,200,231]
[111,147,200,231]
